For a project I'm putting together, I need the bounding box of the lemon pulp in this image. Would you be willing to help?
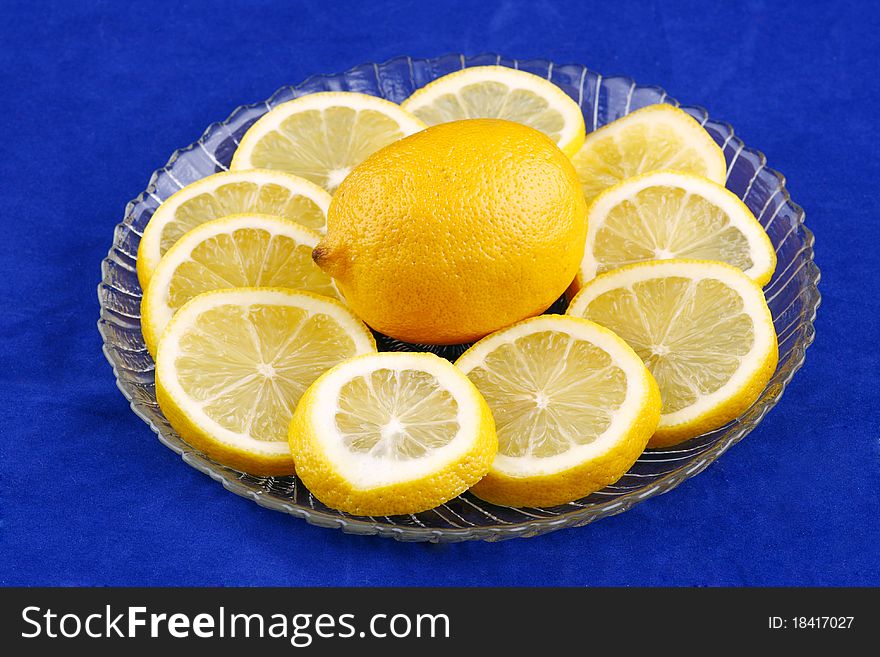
[401,66,585,156]
[165,225,336,311]
[231,93,427,192]
[175,302,360,441]
[159,180,327,255]
[584,277,754,413]
[335,368,460,460]
[466,330,627,458]
[571,104,726,202]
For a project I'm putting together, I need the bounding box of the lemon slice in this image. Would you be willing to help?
[156,288,376,475]
[572,104,727,203]
[137,169,331,290]
[567,260,778,447]
[454,315,660,507]
[289,352,497,516]
[401,66,586,157]
[141,214,338,356]
[573,170,776,292]
[230,92,427,192]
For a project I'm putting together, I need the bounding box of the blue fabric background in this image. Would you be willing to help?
[1,0,878,586]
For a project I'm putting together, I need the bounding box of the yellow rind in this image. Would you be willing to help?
[155,287,376,476]
[571,169,776,293]
[649,297,777,447]
[317,118,587,345]
[471,374,659,508]
[141,213,331,356]
[156,375,296,476]
[401,65,586,157]
[456,315,661,507]
[230,92,428,173]
[572,103,727,203]
[136,169,331,291]
[567,259,779,447]
[288,352,498,516]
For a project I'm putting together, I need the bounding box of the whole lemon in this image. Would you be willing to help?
[313,118,588,345]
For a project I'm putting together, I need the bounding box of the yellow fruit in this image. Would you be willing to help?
[401,65,586,156]
[230,92,427,192]
[567,260,778,446]
[572,170,776,292]
[289,352,497,516]
[572,104,727,204]
[137,169,331,290]
[314,118,588,345]
[155,288,376,475]
[141,214,338,356]
[455,315,660,507]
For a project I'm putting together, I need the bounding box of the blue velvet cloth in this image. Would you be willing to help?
[1,0,877,586]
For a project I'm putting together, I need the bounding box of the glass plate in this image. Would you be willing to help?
[98,54,820,542]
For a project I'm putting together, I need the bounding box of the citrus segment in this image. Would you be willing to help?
[573,170,776,290]
[289,352,497,515]
[572,104,727,203]
[230,92,427,192]
[455,315,660,507]
[155,288,376,475]
[567,260,778,446]
[141,214,337,355]
[402,66,586,156]
[137,169,331,289]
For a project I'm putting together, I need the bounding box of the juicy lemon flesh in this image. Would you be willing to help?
[248,108,408,191]
[581,278,754,413]
[165,227,336,312]
[175,304,358,442]
[160,182,326,255]
[576,124,721,202]
[335,368,460,461]
[466,331,627,458]
[411,82,565,143]
[594,187,753,274]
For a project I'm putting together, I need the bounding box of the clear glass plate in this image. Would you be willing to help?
[98,54,820,542]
